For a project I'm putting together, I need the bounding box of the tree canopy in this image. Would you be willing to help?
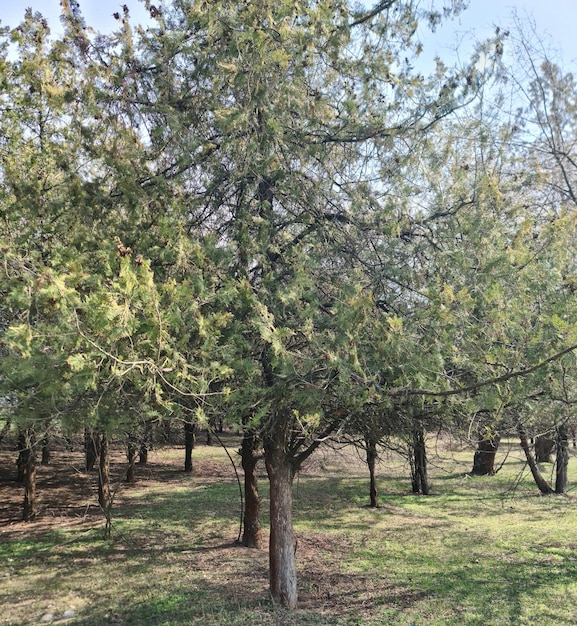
[2,0,577,609]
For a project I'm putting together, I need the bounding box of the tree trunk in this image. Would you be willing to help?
[21,429,37,521]
[471,435,500,476]
[126,436,137,483]
[555,423,569,494]
[240,430,263,548]
[16,430,27,483]
[518,424,553,494]
[41,436,51,465]
[365,435,379,507]
[0,417,12,444]
[85,428,99,471]
[184,420,196,473]
[138,421,153,465]
[411,425,429,495]
[535,435,555,463]
[162,420,173,445]
[138,443,149,466]
[98,432,111,510]
[265,426,298,609]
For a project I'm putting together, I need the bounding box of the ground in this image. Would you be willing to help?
[2,435,577,625]
[1,436,397,625]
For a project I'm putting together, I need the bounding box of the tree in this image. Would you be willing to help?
[7,0,577,612]
[108,0,482,607]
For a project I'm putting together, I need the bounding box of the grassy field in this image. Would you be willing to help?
[2,436,577,625]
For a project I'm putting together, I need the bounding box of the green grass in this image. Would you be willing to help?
[2,439,577,625]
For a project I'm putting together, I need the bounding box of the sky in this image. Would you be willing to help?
[1,0,576,70]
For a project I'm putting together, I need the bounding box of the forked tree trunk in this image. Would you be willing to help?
[21,429,37,521]
[411,425,429,495]
[555,423,569,494]
[184,420,196,473]
[265,428,297,609]
[471,436,500,476]
[518,424,553,494]
[241,430,263,548]
[365,435,379,507]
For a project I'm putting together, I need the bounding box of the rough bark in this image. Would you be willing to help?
[534,435,555,463]
[411,425,429,495]
[16,430,27,483]
[265,422,298,609]
[518,424,554,494]
[162,421,172,445]
[138,443,149,466]
[126,437,137,483]
[555,423,569,494]
[21,430,37,521]
[139,421,153,465]
[98,432,111,510]
[241,430,263,548]
[0,417,12,444]
[365,435,379,507]
[41,436,51,465]
[471,436,500,476]
[184,420,196,473]
[85,428,99,471]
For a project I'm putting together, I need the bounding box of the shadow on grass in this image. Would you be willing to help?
[5,447,577,626]
[419,554,577,625]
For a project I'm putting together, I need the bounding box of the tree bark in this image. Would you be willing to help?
[41,436,51,465]
[265,423,298,609]
[138,420,153,465]
[138,443,149,466]
[535,434,555,463]
[98,432,111,510]
[241,430,263,548]
[162,421,172,445]
[411,425,429,495]
[518,423,554,494]
[471,435,500,476]
[365,435,379,507]
[16,430,27,483]
[85,428,99,471]
[0,417,11,445]
[184,420,196,472]
[126,436,137,483]
[555,423,569,494]
[21,429,37,521]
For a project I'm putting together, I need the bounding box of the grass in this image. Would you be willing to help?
[2,437,577,625]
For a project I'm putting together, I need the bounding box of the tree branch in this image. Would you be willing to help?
[387,341,577,398]
[349,0,398,28]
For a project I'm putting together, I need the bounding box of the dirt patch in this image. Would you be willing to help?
[0,442,233,541]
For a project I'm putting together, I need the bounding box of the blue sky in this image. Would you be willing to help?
[1,1,576,70]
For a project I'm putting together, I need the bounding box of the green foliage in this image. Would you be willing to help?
[3,0,577,585]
